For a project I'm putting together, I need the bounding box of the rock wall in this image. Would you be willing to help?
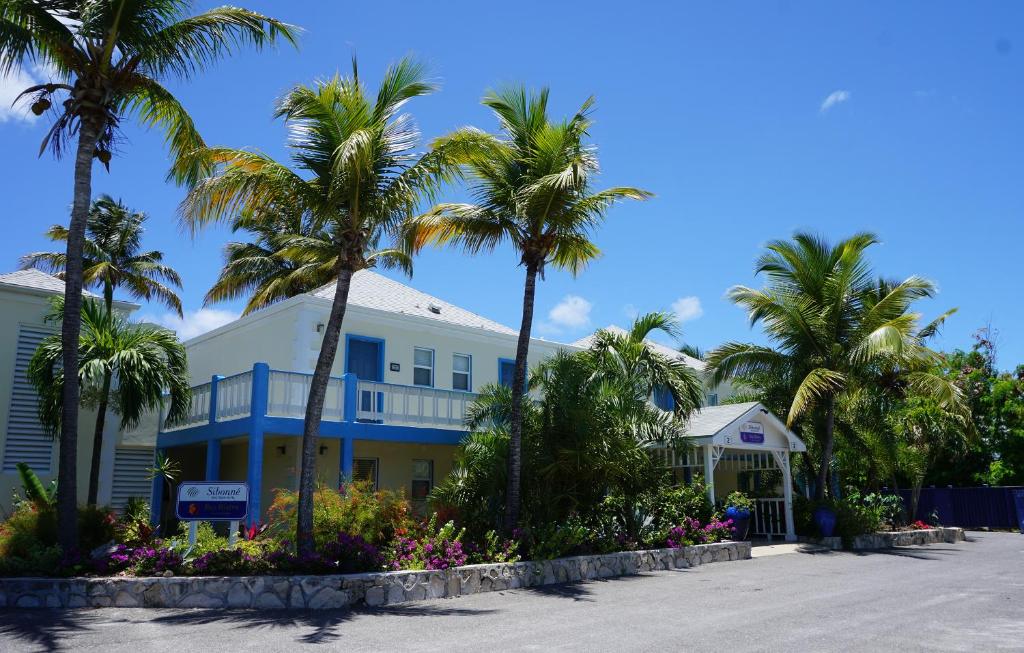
[0,540,750,610]
[803,526,965,551]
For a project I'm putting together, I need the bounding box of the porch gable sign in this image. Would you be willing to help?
[739,421,765,444]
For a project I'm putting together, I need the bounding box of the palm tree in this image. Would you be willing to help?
[204,208,336,316]
[181,59,456,554]
[22,194,184,506]
[28,297,191,506]
[589,312,704,417]
[406,87,651,530]
[705,232,964,500]
[0,0,297,549]
[22,194,184,316]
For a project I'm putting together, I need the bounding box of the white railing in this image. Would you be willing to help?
[752,498,786,539]
[215,371,252,421]
[163,381,210,431]
[267,371,345,421]
[356,380,476,429]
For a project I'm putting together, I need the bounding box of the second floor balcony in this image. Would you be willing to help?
[163,362,479,435]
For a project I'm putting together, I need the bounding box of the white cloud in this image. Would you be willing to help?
[820,89,851,113]
[548,295,592,329]
[671,296,703,323]
[0,62,62,123]
[142,308,240,340]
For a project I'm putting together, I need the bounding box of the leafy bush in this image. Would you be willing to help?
[116,498,159,546]
[664,516,735,548]
[0,502,117,575]
[724,491,754,513]
[388,515,466,570]
[189,541,272,576]
[174,520,229,556]
[266,481,411,549]
[524,517,594,560]
[465,530,521,565]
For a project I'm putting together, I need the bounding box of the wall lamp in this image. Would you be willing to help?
[276,445,287,455]
[319,445,329,455]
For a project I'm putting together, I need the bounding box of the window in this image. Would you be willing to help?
[411,459,433,502]
[498,358,515,388]
[452,353,471,391]
[413,347,434,387]
[653,386,674,411]
[3,325,55,472]
[353,458,379,490]
[706,393,719,407]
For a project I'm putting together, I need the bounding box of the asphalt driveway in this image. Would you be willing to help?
[1,531,1021,652]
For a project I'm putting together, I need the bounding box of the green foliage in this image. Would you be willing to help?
[116,498,158,546]
[724,491,754,513]
[0,503,115,575]
[388,514,466,571]
[525,517,595,560]
[266,481,412,549]
[175,521,228,556]
[15,462,55,508]
[432,313,701,540]
[467,530,521,565]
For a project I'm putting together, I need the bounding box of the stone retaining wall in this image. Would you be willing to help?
[0,540,750,610]
[806,526,965,550]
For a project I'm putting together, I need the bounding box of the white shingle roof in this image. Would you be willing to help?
[311,270,518,336]
[0,269,99,297]
[571,325,707,371]
[683,401,761,438]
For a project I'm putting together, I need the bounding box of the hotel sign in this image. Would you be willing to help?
[176,482,248,521]
[739,422,765,444]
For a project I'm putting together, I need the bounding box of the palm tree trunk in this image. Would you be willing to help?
[56,119,101,551]
[504,262,539,532]
[87,283,116,507]
[296,267,354,555]
[814,396,836,501]
[87,371,112,506]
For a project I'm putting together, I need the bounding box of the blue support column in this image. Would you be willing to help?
[205,439,221,481]
[339,437,353,488]
[246,363,270,525]
[150,448,165,526]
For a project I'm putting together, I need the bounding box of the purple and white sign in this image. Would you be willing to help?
[176,482,248,521]
[739,421,765,444]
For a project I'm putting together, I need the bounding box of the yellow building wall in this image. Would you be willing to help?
[352,441,458,496]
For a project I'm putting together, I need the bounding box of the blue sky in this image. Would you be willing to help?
[1,2,1021,365]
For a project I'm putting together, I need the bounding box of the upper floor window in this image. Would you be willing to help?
[653,386,674,411]
[706,393,719,407]
[453,353,471,391]
[499,358,515,388]
[413,347,434,387]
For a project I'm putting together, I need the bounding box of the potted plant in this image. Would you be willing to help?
[723,491,754,540]
[812,504,837,538]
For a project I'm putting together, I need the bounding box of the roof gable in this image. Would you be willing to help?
[682,402,806,452]
[311,270,518,336]
[571,325,706,371]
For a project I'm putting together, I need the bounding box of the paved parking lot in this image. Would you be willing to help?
[0,531,1021,652]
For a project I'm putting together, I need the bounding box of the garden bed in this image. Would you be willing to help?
[803,526,965,550]
[0,540,749,609]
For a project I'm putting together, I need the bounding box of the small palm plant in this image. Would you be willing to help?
[407,87,651,530]
[28,298,191,505]
[0,0,298,549]
[182,58,457,554]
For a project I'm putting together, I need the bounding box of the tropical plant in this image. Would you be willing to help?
[22,195,184,507]
[432,314,695,539]
[706,232,965,500]
[15,462,56,509]
[21,194,183,315]
[0,0,298,549]
[182,58,456,554]
[407,87,651,530]
[28,297,191,505]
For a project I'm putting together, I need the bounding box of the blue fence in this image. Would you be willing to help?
[888,486,1024,529]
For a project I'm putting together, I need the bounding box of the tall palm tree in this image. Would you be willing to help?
[28,297,191,506]
[406,87,651,530]
[204,208,336,316]
[22,194,183,315]
[0,0,297,549]
[705,232,964,500]
[181,59,456,554]
[22,194,184,506]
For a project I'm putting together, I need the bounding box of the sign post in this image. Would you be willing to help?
[176,481,249,552]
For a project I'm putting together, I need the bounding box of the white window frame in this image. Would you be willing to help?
[413,347,434,387]
[452,353,472,392]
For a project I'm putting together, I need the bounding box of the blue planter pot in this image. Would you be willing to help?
[813,507,837,538]
[725,506,751,540]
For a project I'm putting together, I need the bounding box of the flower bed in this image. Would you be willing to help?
[0,540,750,610]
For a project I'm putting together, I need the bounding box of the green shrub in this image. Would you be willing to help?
[116,498,158,546]
[266,481,411,549]
[723,491,754,512]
